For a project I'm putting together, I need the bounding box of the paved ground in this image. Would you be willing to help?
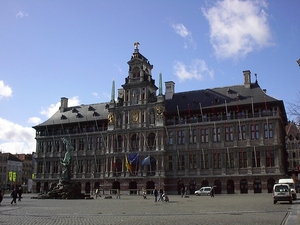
[0,192,299,225]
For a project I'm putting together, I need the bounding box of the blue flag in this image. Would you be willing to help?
[128,153,139,165]
[142,156,150,166]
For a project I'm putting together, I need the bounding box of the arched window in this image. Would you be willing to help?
[131,134,139,151]
[115,135,123,152]
[148,133,156,150]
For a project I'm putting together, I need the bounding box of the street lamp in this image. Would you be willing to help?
[158,170,161,189]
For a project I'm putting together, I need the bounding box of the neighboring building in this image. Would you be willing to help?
[285,122,300,176]
[15,153,34,192]
[0,153,23,190]
[0,152,7,189]
[33,44,288,195]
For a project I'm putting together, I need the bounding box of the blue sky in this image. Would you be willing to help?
[1,0,300,154]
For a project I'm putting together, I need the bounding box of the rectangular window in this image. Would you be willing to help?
[214,151,221,169]
[86,159,92,173]
[95,159,101,173]
[78,160,84,173]
[79,138,85,151]
[168,155,173,171]
[252,150,261,167]
[45,161,51,173]
[52,161,59,173]
[178,154,185,170]
[251,124,259,140]
[177,130,185,145]
[189,129,197,144]
[188,153,196,170]
[226,151,234,168]
[38,162,43,173]
[201,129,208,143]
[264,123,273,139]
[265,150,274,167]
[54,140,60,152]
[168,131,173,145]
[238,125,246,140]
[213,127,221,142]
[225,126,233,141]
[88,138,93,150]
[239,151,247,168]
[201,152,209,169]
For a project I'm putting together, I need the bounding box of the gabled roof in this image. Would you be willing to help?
[165,82,283,114]
[33,102,109,128]
[2,153,23,162]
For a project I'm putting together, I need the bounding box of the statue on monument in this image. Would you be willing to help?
[60,137,73,181]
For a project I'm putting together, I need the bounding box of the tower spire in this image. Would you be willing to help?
[159,72,162,96]
[110,79,115,103]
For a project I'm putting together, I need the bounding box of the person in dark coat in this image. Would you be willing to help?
[210,187,215,198]
[153,187,158,202]
[11,188,18,205]
[0,190,3,205]
[18,187,23,201]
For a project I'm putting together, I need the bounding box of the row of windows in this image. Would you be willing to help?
[38,133,158,153]
[168,150,274,170]
[168,123,273,145]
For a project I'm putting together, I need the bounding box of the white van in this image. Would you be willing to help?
[278,179,297,200]
[272,183,292,204]
[194,187,212,196]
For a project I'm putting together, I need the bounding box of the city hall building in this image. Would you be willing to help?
[33,44,288,195]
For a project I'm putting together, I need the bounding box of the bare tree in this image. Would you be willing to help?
[286,91,300,125]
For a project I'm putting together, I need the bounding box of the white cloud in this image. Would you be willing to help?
[173,59,214,82]
[202,0,272,60]
[28,117,42,125]
[16,11,28,19]
[0,118,35,154]
[92,92,98,97]
[0,80,13,99]
[172,23,197,49]
[40,96,80,118]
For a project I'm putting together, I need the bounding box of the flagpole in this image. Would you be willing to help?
[202,149,205,168]
[251,97,254,118]
[177,105,181,124]
[254,146,257,167]
[225,100,228,120]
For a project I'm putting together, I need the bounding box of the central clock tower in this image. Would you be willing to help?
[108,43,164,131]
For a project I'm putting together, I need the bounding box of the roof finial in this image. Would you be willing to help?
[134,42,140,50]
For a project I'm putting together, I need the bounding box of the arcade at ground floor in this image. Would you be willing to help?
[34,174,285,196]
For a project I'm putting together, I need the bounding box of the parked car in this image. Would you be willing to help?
[272,184,292,204]
[195,187,212,196]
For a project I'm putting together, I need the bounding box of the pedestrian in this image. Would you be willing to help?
[158,188,163,202]
[95,188,101,199]
[11,188,18,205]
[0,189,3,205]
[181,188,184,198]
[153,187,158,202]
[142,187,147,199]
[116,189,121,199]
[210,187,215,198]
[18,186,23,201]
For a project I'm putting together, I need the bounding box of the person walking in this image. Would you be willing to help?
[18,187,23,201]
[0,189,3,205]
[158,188,163,202]
[11,188,18,205]
[142,187,147,199]
[153,187,158,202]
[210,187,215,197]
[116,189,121,199]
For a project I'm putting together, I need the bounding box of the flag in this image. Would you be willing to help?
[142,156,150,166]
[125,155,131,171]
[128,153,139,165]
